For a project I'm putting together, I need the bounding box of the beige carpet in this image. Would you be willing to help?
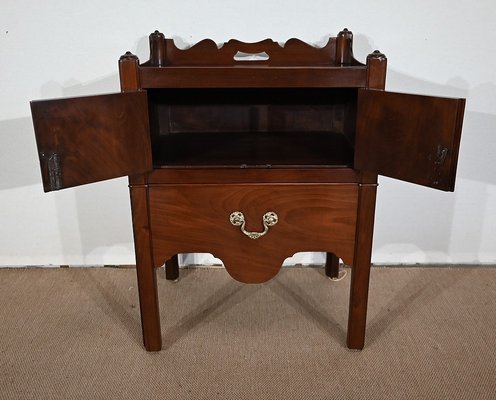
[0,266,495,400]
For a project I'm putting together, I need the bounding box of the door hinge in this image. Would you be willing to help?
[432,145,449,186]
[435,145,448,165]
[41,152,63,191]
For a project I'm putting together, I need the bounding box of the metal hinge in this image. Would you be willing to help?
[432,145,449,186]
[435,145,448,165]
[41,152,63,191]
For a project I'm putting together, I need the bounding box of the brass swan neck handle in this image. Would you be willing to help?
[229,211,278,240]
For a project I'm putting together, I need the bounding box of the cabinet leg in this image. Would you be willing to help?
[130,185,162,351]
[325,252,340,279]
[165,254,179,281]
[136,261,162,351]
[347,184,377,350]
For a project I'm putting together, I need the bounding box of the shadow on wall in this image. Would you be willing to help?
[352,32,495,262]
[372,82,496,261]
[1,33,494,264]
[51,75,137,263]
[0,35,149,265]
[0,117,41,190]
[51,35,149,263]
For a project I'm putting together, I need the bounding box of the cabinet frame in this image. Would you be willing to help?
[121,31,388,351]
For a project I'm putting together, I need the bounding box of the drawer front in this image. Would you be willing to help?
[149,184,358,283]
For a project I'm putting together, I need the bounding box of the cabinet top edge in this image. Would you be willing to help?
[139,29,372,68]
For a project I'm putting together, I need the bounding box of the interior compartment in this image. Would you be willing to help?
[147,88,357,168]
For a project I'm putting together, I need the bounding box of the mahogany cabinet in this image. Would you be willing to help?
[30,29,465,351]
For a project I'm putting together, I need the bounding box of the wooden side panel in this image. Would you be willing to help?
[355,89,465,191]
[31,92,152,192]
[148,184,358,283]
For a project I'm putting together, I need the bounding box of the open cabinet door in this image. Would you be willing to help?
[31,91,152,192]
[355,89,465,191]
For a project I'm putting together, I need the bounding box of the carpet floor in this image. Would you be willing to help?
[0,266,495,399]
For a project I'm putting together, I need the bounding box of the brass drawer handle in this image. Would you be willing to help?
[229,211,278,240]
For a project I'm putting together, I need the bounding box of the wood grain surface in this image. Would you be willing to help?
[31,92,152,191]
[147,184,358,283]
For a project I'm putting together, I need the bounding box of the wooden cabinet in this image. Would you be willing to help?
[30,29,465,351]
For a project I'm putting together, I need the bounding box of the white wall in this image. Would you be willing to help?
[1,0,495,266]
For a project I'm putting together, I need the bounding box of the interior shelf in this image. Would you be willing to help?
[152,131,354,168]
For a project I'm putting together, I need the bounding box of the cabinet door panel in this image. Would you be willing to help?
[355,89,465,191]
[31,92,152,192]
